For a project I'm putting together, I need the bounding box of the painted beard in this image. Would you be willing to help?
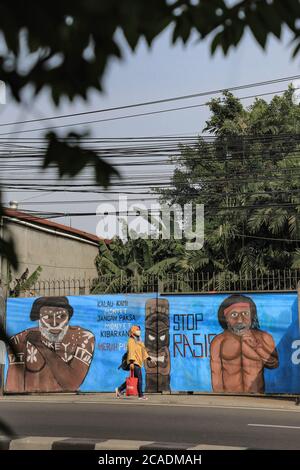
[39,322,69,343]
[229,323,250,336]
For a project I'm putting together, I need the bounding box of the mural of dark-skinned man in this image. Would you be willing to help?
[210,294,279,394]
[6,296,94,393]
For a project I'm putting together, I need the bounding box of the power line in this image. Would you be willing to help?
[0,133,297,147]
[2,133,300,217]
[0,74,299,129]
[17,189,300,206]
[10,200,300,219]
[0,137,299,173]
[3,164,300,187]
[0,88,298,137]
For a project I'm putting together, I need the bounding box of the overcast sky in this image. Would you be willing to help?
[1,25,299,235]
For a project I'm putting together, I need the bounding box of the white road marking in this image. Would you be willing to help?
[248,424,300,430]
[188,444,246,450]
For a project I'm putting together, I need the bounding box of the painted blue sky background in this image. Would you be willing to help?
[5,292,300,393]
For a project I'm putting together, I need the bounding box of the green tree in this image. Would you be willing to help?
[8,266,42,297]
[160,86,300,277]
[91,237,185,293]
[93,85,300,291]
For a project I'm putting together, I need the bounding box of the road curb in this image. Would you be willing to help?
[0,394,298,412]
[0,436,247,450]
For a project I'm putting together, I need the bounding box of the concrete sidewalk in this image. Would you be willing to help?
[0,392,299,412]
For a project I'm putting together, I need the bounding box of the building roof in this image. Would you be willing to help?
[3,208,109,245]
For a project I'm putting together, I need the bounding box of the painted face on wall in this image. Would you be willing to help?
[145,320,170,373]
[146,328,169,352]
[39,306,70,342]
[224,303,251,336]
[145,298,171,392]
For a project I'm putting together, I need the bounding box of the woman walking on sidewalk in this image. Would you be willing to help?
[116,325,155,400]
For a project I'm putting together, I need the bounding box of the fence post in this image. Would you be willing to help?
[158,275,164,294]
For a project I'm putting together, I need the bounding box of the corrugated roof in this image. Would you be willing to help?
[3,208,109,245]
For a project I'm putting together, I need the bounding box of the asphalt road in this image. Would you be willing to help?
[1,399,300,449]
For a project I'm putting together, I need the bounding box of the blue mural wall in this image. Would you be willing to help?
[4,292,300,394]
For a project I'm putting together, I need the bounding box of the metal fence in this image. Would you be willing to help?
[9,278,95,298]
[9,270,300,297]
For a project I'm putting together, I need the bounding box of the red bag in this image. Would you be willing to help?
[126,369,138,396]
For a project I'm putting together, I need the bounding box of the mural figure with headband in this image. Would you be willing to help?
[5,296,95,393]
[115,325,156,400]
[210,294,279,393]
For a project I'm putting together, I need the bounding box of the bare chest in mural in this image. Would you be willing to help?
[221,336,242,362]
[221,333,264,364]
